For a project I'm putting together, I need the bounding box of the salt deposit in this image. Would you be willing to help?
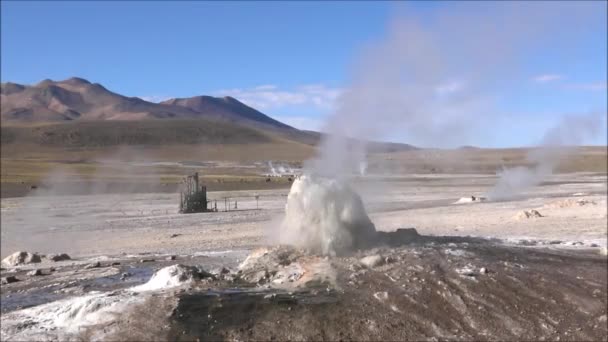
[0,291,143,341]
[453,196,487,204]
[279,175,376,255]
[131,264,201,292]
[1,264,202,341]
[1,251,41,267]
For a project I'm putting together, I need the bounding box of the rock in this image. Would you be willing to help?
[546,199,597,208]
[166,255,177,261]
[360,255,384,268]
[46,253,71,262]
[454,196,487,204]
[376,228,420,246]
[27,269,43,276]
[373,291,389,301]
[132,264,202,291]
[111,262,121,266]
[139,259,155,263]
[1,251,42,267]
[348,263,362,272]
[1,276,19,284]
[84,262,101,269]
[515,210,543,220]
[238,246,333,289]
[479,267,488,274]
[169,234,181,238]
[120,272,131,280]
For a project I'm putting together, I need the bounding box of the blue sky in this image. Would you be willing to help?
[1,1,606,147]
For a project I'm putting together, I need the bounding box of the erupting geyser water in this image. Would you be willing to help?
[279,175,376,256]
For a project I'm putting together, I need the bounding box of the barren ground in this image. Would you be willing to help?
[1,172,606,258]
[1,172,607,341]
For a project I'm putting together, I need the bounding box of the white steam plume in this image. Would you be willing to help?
[487,112,605,200]
[304,2,603,178]
[280,2,604,254]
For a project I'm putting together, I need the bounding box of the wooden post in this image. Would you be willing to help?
[194,172,199,194]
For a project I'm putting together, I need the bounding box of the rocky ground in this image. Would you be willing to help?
[1,237,606,341]
[1,172,607,341]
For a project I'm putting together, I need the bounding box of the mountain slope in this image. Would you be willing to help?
[161,96,293,131]
[0,77,294,132]
[0,77,416,152]
[0,119,274,147]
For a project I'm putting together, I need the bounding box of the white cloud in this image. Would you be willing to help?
[436,81,465,95]
[214,84,343,110]
[532,74,563,83]
[253,84,277,91]
[139,95,171,103]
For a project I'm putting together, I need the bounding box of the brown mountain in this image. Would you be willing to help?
[161,96,292,131]
[0,77,416,152]
[0,77,295,132]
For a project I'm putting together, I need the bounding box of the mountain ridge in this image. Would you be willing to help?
[1,77,417,152]
[0,77,294,132]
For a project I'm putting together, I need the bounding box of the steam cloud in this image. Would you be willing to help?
[3,147,165,257]
[487,112,605,200]
[281,2,604,254]
[305,2,604,178]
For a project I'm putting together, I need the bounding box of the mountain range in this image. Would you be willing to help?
[0,77,415,152]
[0,77,293,132]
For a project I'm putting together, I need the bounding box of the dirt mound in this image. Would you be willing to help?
[237,246,335,289]
[2,243,606,341]
[132,264,207,292]
[545,198,597,209]
[45,253,71,262]
[1,251,41,267]
[514,209,544,220]
[121,244,608,341]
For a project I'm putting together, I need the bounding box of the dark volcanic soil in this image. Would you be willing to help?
[2,236,608,341]
[93,240,608,342]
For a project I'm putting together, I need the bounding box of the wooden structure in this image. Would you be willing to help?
[179,172,211,213]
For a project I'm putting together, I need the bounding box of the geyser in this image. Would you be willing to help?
[279,175,376,255]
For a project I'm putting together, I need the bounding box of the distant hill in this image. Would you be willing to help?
[0,119,273,147]
[0,77,295,132]
[0,77,416,152]
[162,96,293,131]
